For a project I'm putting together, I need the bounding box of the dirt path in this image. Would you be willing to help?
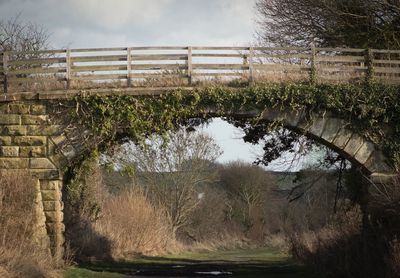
[65,248,317,278]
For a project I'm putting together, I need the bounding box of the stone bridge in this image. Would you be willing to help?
[0,46,398,260]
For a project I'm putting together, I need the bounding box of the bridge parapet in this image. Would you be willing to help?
[1,46,399,95]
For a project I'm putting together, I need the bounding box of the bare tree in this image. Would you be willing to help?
[256,0,400,49]
[0,14,49,52]
[126,130,222,234]
[219,161,275,232]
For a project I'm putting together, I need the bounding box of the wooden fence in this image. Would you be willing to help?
[0,46,400,93]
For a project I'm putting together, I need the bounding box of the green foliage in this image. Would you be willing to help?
[64,150,101,223]
[71,82,400,168]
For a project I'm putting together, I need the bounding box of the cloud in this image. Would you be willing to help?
[0,0,258,47]
[68,0,174,30]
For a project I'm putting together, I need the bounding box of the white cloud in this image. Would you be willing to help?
[68,0,174,30]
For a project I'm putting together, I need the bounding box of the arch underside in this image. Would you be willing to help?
[0,100,395,260]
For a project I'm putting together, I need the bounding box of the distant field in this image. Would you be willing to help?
[64,247,316,278]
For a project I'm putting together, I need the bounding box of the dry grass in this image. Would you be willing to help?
[288,174,400,278]
[93,187,178,259]
[0,171,59,278]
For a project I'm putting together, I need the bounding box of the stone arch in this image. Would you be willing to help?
[0,99,395,260]
[259,108,394,181]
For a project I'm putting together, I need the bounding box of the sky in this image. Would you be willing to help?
[0,0,257,48]
[0,0,313,169]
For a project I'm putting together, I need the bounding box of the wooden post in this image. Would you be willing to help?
[187,46,193,85]
[249,47,254,84]
[365,48,373,83]
[66,49,71,89]
[2,52,8,94]
[310,44,317,84]
[127,47,132,87]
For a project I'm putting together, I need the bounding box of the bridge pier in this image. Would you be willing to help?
[0,101,65,261]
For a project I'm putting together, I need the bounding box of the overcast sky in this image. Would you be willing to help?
[0,0,309,169]
[0,0,257,48]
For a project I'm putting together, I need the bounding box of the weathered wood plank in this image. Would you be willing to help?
[192,53,244,58]
[131,46,187,50]
[71,55,127,62]
[192,46,248,50]
[372,60,400,65]
[130,54,188,61]
[71,47,127,52]
[131,64,187,70]
[316,47,365,53]
[253,64,310,71]
[193,64,248,70]
[129,73,186,78]
[192,72,243,76]
[8,77,66,83]
[71,74,128,80]
[9,57,67,66]
[373,67,400,73]
[71,65,127,72]
[8,67,66,75]
[315,56,365,62]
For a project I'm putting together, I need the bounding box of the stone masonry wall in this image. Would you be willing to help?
[0,101,64,261]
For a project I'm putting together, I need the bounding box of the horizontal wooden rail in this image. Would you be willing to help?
[1,46,399,93]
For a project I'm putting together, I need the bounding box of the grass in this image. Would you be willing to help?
[64,247,316,278]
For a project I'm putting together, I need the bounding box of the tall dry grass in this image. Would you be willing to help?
[288,174,400,278]
[0,171,58,278]
[94,187,177,258]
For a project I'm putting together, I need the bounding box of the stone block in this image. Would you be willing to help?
[30,169,60,180]
[332,128,353,149]
[50,135,67,147]
[0,104,9,113]
[30,104,46,115]
[61,144,77,160]
[0,158,29,168]
[0,146,19,157]
[30,158,56,169]
[0,136,12,145]
[261,108,304,127]
[46,222,65,234]
[43,201,62,211]
[14,136,46,146]
[0,114,21,125]
[41,190,59,201]
[2,125,27,135]
[354,141,375,165]
[364,150,393,173]
[44,211,63,223]
[40,180,62,190]
[8,104,30,114]
[27,125,62,136]
[343,134,365,157]
[21,115,50,125]
[19,146,46,157]
[370,173,397,184]
[308,117,327,137]
[321,118,345,143]
[49,153,68,168]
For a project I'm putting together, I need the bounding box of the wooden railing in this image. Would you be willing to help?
[0,46,400,93]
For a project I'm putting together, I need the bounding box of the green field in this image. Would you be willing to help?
[64,247,316,278]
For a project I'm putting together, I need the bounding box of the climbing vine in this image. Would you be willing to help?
[60,81,400,222]
[68,81,400,169]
